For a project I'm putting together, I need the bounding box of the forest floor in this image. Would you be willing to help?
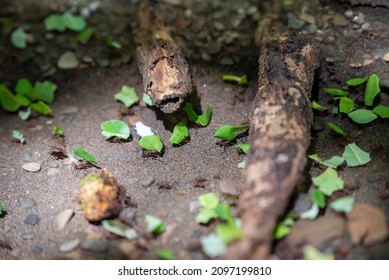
[0,0,388,259]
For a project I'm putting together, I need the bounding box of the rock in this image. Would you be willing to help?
[54,209,74,230]
[22,162,41,172]
[344,10,353,19]
[25,214,40,226]
[17,197,36,209]
[60,106,79,115]
[57,51,79,69]
[361,22,370,30]
[81,238,108,253]
[97,58,110,68]
[59,239,81,253]
[218,179,239,196]
[383,52,389,62]
[140,176,154,187]
[286,215,346,253]
[346,203,389,246]
[293,193,312,215]
[332,14,348,26]
[118,208,137,226]
[352,12,365,25]
[125,229,138,240]
[287,12,305,30]
[363,58,373,66]
[299,13,316,25]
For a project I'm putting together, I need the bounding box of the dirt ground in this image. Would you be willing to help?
[0,0,388,260]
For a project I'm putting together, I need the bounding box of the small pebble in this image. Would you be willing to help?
[287,12,305,30]
[352,12,365,25]
[25,214,40,226]
[59,239,81,253]
[118,208,137,226]
[22,162,41,172]
[344,10,353,19]
[332,14,348,26]
[17,197,36,209]
[81,239,108,253]
[58,51,79,69]
[189,200,201,213]
[54,209,74,230]
[140,176,154,187]
[361,22,370,30]
[60,106,79,115]
[383,52,389,62]
[125,229,138,240]
[218,179,239,196]
[97,58,110,68]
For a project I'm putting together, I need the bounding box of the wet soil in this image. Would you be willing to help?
[0,0,388,259]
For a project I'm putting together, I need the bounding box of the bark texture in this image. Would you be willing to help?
[226,34,318,259]
[136,1,192,113]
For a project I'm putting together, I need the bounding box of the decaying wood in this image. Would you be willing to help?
[136,1,192,113]
[225,31,318,258]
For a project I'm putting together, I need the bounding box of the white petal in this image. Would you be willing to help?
[133,121,155,137]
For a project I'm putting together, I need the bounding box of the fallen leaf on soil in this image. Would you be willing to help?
[79,169,123,222]
[346,203,389,246]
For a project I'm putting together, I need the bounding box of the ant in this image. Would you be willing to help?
[156,181,173,190]
[141,150,164,164]
[216,140,235,151]
[192,176,207,188]
[49,145,68,160]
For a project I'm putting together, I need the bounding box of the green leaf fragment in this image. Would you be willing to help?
[311,188,326,208]
[326,122,346,136]
[339,97,355,114]
[373,105,389,118]
[346,77,367,86]
[311,100,329,111]
[183,103,212,126]
[304,246,335,260]
[52,125,64,136]
[18,107,31,121]
[107,37,122,49]
[342,143,371,167]
[142,93,153,106]
[330,196,354,213]
[62,12,86,31]
[238,160,246,169]
[12,130,25,144]
[183,103,198,123]
[273,224,291,240]
[169,122,189,145]
[215,203,234,224]
[14,94,30,107]
[195,208,218,224]
[10,27,27,49]
[114,86,139,108]
[101,120,130,140]
[31,101,52,115]
[139,135,163,153]
[300,203,319,220]
[198,192,219,209]
[222,74,247,86]
[73,147,97,164]
[156,249,176,260]
[200,233,226,258]
[348,109,377,124]
[30,81,57,103]
[312,167,344,196]
[0,84,20,112]
[324,156,345,168]
[216,223,242,244]
[236,144,250,154]
[0,202,4,215]
[365,73,380,106]
[102,220,127,237]
[214,124,250,141]
[77,27,94,43]
[44,14,66,31]
[145,214,165,234]
[15,78,32,96]
[324,88,348,96]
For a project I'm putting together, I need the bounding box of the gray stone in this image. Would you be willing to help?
[22,162,41,172]
[81,239,108,253]
[218,179,239,196]
[58,51,79,69]
[54,209,74,230]
[60,106,78,115]
[17,197,36,209]
[140,176,154,187]
[59,239,81,253]
[118,208,137,226]
[287,12,305,30]
[25,214,40,226]
[97,58,110,68]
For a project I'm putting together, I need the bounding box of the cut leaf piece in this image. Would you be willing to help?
[195,208,218,224]
[222,74,247,86]
[342,143,371,167]
[73,147,97,164]
[300,203,319,220]
[15,78,32,96]
[326,122,346,136]
[52,125,64,136]
[308,154,344,169]
[62,12,86,31]
[0,84,20,112]
[107,36,122,49]
[339,97,355,114]
[311,100,329,111]
[142,93,153,106]
[114,86,139,108]
[18,107,31,121]
[373,105,389,118]
[214,124,250,141]
[44,14,66,31]
[183,103,212,127]
[156,249,176,260]
[348,109,377,124]
[169,122,189,145]
[216,223,242,244]
[200,233,226,258]
[102,220,126,237]
[304,246,335,260]
[30,81,57,103]
[31,101,52,115]
[77,27,94,43]
[198,192,219,209]
[324,88,348,96]
[312,167,344,196]
[12,130,25,144]
[0,202,4,215]
[215,203,234,224]
[138,135,163,153]
[145,214,165,234]
[238,160,246,169]
[330,196,354,213]
[365,73,380,106]
[346,77,366,86]
[236,144,250,154]
[311,188,326,208]
[101,120,130,140]
[10,27,27,49]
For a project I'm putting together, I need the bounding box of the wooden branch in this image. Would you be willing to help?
[135,1,192,113]
[225,34,318,259]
